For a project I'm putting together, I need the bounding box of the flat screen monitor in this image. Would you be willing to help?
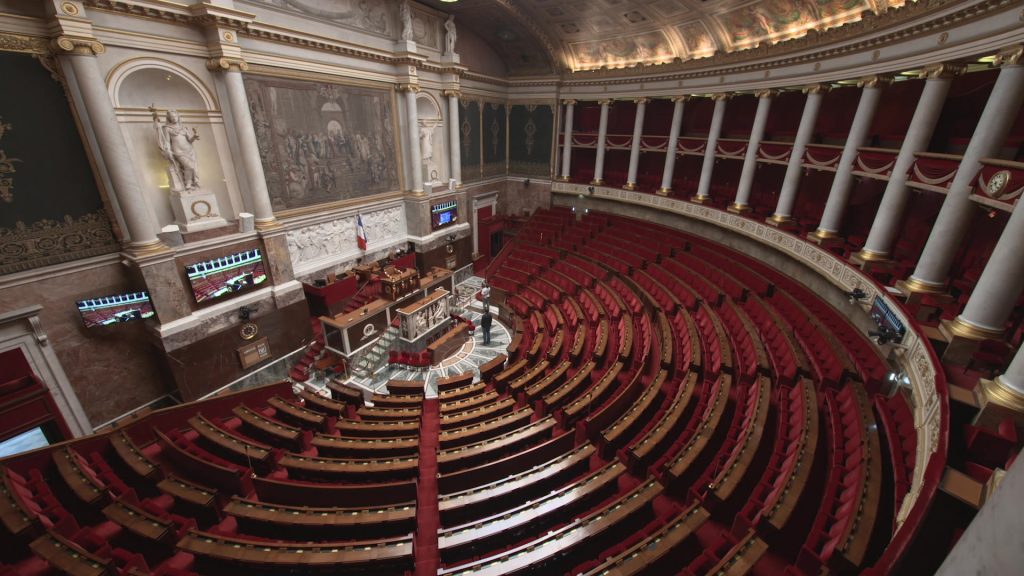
[185,248,268,304]
[431,200,458,230]
[76,291,155,328]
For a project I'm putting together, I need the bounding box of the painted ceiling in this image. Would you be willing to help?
[417,0,911,74]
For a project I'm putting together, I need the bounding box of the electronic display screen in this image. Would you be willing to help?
[76,292,155,328]
[185,249,268,304]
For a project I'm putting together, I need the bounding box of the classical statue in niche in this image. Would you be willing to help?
[444,15,457,55]
[399,0,413,41]
[150,107,200,192]
[420,125,439,181]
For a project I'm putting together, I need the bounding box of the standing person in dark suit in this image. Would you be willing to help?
[480,310,492,345]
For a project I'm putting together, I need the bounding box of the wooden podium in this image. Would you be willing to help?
[381,266,418,301]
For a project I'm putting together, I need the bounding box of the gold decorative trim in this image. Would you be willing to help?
[994,43,1024,67]
[633,97,650,105]
[442,89,461,98]
[803,83,831,95]
[923,62,967,79]
[623,182,636,191]
[727,202,751,214]
[656,187,671,196]
[398,83,420,93]
[556,175,571,182]
[978,376,1024,413]
[858,74,895,89]
[766,214,794,225]
[0,210,119,275]
[690,194,709,204]
[711,93,731,101]
[899,276,947,294]
[206,57,248,73]
[597,99,613,106]
[853,248,890,262]
[943,317,1005,341]
[808,228,840,240]
[561,99,577,106]
[754,89,780,99]
[590,179,605,186]
[50,35,105,56]
[0,33,51,55]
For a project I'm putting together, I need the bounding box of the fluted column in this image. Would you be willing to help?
[624,98,648,190]
[209,57,278,229]
[591,99,612,185]
[54,36,163,253]
[559,100,576,181]
[731,89,776,213]
[402,84,424,194]
[855,64,963,262]
[770,84,829,224]
[904,47,1024,293]
[694,94,729,203]
[658,97,686,196]
[811,75,892,240]
[445,90,462,188]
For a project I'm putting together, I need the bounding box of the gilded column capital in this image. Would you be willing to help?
[994,44,1024,67]
[670,95,689,103]
[206,57,249,72]
[922,62,967,80]
[562,99,577,106]
[442,89,461,99]
[803,83,831,95]
[754,88,781,99]
[633,97,650,105]
[50,35,104,56]
[597,98,614,106]
[711,93,731,101]
[398,83,420,93]
[857,74,895,89]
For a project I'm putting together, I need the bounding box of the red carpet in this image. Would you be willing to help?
[414,398,440,576]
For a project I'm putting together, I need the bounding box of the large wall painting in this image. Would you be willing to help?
[244,75,401,212]
[0,52,118,275]
[459,98,481,182]
[509,103,553,177]
[482,102,507,178]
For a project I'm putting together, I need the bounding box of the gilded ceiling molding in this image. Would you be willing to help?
[561,0,1019,86]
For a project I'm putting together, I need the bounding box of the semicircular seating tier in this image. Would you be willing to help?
[0,207,928,576]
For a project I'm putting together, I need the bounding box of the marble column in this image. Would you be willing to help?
[731,89,776,213]
[55,37,163,253]
[445,90,462,188]
[694,94,729,203]
[769,84,829,224]
[811,75,892,240]
[403,85,424,194]
[991,342,1024,401]
[658,97,686,196]
[904,51,1024,293]
[624,98,648,190]
[947,194,1024,340]
[855,64,962,262]
[559,100,575,181]
[591,99,612,185]
[211,58,279,229]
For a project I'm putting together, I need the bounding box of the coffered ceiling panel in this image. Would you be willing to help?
[418,0,909,75]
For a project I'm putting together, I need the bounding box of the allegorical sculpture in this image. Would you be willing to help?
[444,15,457,55]
[150,106,200,192]
[399,0,413,42]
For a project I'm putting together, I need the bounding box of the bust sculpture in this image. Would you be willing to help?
[150,107,199,192]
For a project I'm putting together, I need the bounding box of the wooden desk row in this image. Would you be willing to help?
[438,443,594,526]
[581,502,710,576]
[437,416,555,475]
[279,452,418,483]
[438,431,576,495]
[312,432,419,458]
[268,396,328,432]
[439,406,534,450]
[440,396,515,430]
[626,372,698,474]
[233,404,303,451]
[224,495,415,539]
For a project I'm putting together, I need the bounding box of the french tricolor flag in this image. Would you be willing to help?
[356,214,367,250]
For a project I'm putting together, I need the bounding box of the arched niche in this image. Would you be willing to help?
[107,59,243,232]
[416,92,447,185]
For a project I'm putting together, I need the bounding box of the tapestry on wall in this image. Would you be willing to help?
[482,102,506,178]
[0,52,118,276]
[509,103,553,177]
[459,98,481,182]
[244,74,401,212]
